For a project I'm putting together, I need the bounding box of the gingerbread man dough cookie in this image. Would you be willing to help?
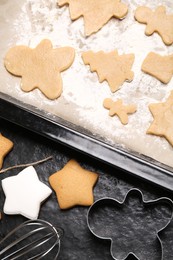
[135,6,173,46]
[142,52,173,84]
[4,39,75,100]
[82,50,135,92]
[0,133,13,170]
[58,0,128,36]
[147,91,173,147]
[103,98,137,125]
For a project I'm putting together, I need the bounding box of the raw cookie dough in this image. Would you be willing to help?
[135,6,173,46]
[0,133,13,170]
[58,0,128,36]
[103,98,137,125]
[142,52,173,84]
[82,50,135,92]
[4,39,75,100]
[49,159,98,209]
[147,91,173,147]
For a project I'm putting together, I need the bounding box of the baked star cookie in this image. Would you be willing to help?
[103,98,137,125]
[49,159,98,209]
[0,133,13,170]
[82,50,135,92]
[147,91,173,147]
[135,6,173,46]
[4,39,75,100]
[142,52,173,84]
[2,166,52,219]
[58,0,128,36]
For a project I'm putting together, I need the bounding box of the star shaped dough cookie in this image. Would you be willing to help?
[2,166,52,219]
[49,159,98,209]
[0,133,13,170]
[4,39,75,100]
[82,50,135,92]
[135,6,173,46]
[142,52,173,84]
[103,98,137,125]
[147,91,173,146]
[58,0,128,36]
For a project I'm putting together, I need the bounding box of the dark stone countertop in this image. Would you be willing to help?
[0,118,173,260]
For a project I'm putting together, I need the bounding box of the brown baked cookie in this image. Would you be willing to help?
[135,6,173,46]
[4,39,75,100]
[142,52,173,84]
[103,98,137,125]
[58,0,128,36]
[49,159,98,209]
[82,50,135,92]
[0,134,13,170]
[147,91,173,147]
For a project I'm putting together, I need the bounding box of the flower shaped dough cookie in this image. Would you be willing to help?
[58,0,128,36]
[82,50,135,92]
[4,39,75,100]
[135,6,173,46]
[87,189,173,260]
[147,91,173,147]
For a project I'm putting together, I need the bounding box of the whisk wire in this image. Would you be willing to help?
[0,219,62,260]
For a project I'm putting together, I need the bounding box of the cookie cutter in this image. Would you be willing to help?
[87,188,173,260]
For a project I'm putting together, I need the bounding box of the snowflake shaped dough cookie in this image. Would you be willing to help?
[4,39,75,100]
[0,134,13,170]
[135,6,173,46]
[2,166,52,219]
[58,0,128,36]
[82,50,135,92]
[147,91,173,147]
[103,98,137,125]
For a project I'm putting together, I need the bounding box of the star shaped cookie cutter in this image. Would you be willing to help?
[87,189,173,260]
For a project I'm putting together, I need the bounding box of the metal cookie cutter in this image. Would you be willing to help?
[87,189,173,260]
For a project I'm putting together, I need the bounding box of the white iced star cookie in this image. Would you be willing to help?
[2,166,52,219]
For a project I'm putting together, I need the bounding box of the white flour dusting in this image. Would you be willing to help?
[0,0,173,167]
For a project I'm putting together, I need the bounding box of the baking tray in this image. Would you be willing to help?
[1,92,173,192]
[1,0,173,192]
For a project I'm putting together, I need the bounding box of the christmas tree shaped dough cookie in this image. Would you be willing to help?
[103,98,137,125]
[147,91,173,147]
[0,134,13,170]
[142,52,173,84]
[49,159,98,209]
[58,0,128,36]
[82,50,135,92]
[4,39,75,100]
[135,6,173,46]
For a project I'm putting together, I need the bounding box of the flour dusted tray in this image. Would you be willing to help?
[0,0,173,191]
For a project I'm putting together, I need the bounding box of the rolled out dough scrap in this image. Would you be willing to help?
[147,91,173,147]
[58,0,128,36]
[4,39,75,100]
[0,133,13,170]
[103,98,137,125]
[135,6,173,46]
[142,52,173,84]
[82,50,135,92]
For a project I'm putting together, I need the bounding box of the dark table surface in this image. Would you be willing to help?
[0,118,173,260]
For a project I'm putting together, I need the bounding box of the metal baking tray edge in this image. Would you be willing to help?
[0,92,173,192]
